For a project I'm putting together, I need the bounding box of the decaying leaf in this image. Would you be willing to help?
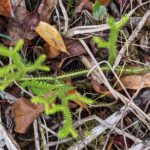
[12,98,44,133]
[107,135,133,150]
[40,0,58,22]
[76,0,93,13]
[66,80,89,111]
[2,6,36,45]
[92,80,110,95]
[35,21,68,54]
[0,0,14,17]
[44,43,60,59]
[118,74,150,90]
[3,19,23,45]
[64,37,86,56]
[100,0,110,6]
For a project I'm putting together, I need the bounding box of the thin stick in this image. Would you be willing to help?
[128,143,144,150]
[0,124,20,150]
[38,119,48,150]
[58,0,69,33]
[33,120,41,150]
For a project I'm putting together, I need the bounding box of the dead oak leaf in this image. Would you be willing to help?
[12,98,44,133]
[92,80,110,95]
[118,74,150,90]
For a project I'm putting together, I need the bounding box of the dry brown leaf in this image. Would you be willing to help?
[66,80,89,111]
[64,37,86,56]
[0,0,14,17]
[76,0,93,13]
[2,6,36,45]
[35,21,68,54]
[107,135,133,150]
[3,19,23,46]
[118,74,150,90]
[12,98,44,133]
[92,80,110,95]
[44,43,60,58]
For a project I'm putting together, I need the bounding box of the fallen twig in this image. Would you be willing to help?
[33,120,41,150]
[0,124,20,150]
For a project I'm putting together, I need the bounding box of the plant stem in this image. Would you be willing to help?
[21,66,150,81]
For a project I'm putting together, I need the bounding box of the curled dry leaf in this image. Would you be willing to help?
[44,37,87,59]
[118,74,150,90]
[12,98,44,133]
[35,21,68,54]
[0,0,14,17]
[92,80,110,95]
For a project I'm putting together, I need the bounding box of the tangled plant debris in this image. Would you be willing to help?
[0,0,150,149]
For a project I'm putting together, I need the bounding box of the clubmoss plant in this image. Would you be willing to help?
[93,14,129,65]
[1,39,150,139]
[0,39,49,90]
[0,39,93,139]
[21,80,93,138]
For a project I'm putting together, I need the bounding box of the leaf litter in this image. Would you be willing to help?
[0,0,150,149]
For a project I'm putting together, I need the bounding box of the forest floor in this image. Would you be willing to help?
[0,0,150,150]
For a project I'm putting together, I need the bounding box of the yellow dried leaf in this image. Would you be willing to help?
[35,21,68,54]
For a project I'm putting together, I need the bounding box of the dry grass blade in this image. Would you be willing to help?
[79,39,150,130]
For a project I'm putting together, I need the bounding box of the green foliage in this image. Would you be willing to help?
[22,80,93,139]
[0,40,93,139]
[21,69,88,81]
[0,39,49,90]
[20,65,150,83]
[66,0,76,15]
[93,0,107,20]
[93,14,129,65]
[1,38,150,139]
